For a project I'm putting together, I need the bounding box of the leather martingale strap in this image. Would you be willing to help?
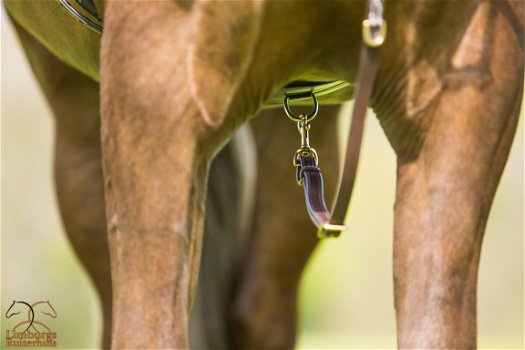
[294,0,386,238]
[297,156,332,228]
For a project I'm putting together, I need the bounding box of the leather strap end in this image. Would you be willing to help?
[317,223,346,239]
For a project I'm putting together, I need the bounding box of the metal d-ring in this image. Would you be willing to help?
[284,92,319,122]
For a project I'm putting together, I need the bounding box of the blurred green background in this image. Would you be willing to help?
[1,8,523,349]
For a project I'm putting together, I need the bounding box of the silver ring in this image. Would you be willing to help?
[284,93,319,122]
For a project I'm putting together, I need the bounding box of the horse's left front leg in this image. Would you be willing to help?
[384,4,523,347]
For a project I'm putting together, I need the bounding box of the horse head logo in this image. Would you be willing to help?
[5,300,58,333]
[35,300,57,318]
[29,300,57,332]
[5,301,34,332]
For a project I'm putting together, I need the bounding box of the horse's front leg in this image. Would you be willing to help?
[100,1,263,347]
[380,3,523,347]
[101,83,205,350]
[100,8,205,350]
[100,67,205,346]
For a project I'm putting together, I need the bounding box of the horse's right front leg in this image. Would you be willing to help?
[100,8,208,350]
[100,1,266,346]
[100,75,205,345]
[100,89,205,349]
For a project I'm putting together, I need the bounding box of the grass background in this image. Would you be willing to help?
[2,8,523,349]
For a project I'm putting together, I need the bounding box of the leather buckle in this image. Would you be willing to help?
[362,19,387,48]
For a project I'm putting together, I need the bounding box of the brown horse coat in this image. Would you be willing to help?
[4,0,523,348]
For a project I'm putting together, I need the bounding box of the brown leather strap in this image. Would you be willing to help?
[329,45,379,226]
[296,2,384,238]
[297,155,331,228]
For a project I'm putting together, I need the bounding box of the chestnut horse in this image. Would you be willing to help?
[4,0,523,348]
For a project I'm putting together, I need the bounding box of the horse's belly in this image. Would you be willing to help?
[4,0,100,81]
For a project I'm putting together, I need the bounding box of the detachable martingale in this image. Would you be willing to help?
[284,0,386,238]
